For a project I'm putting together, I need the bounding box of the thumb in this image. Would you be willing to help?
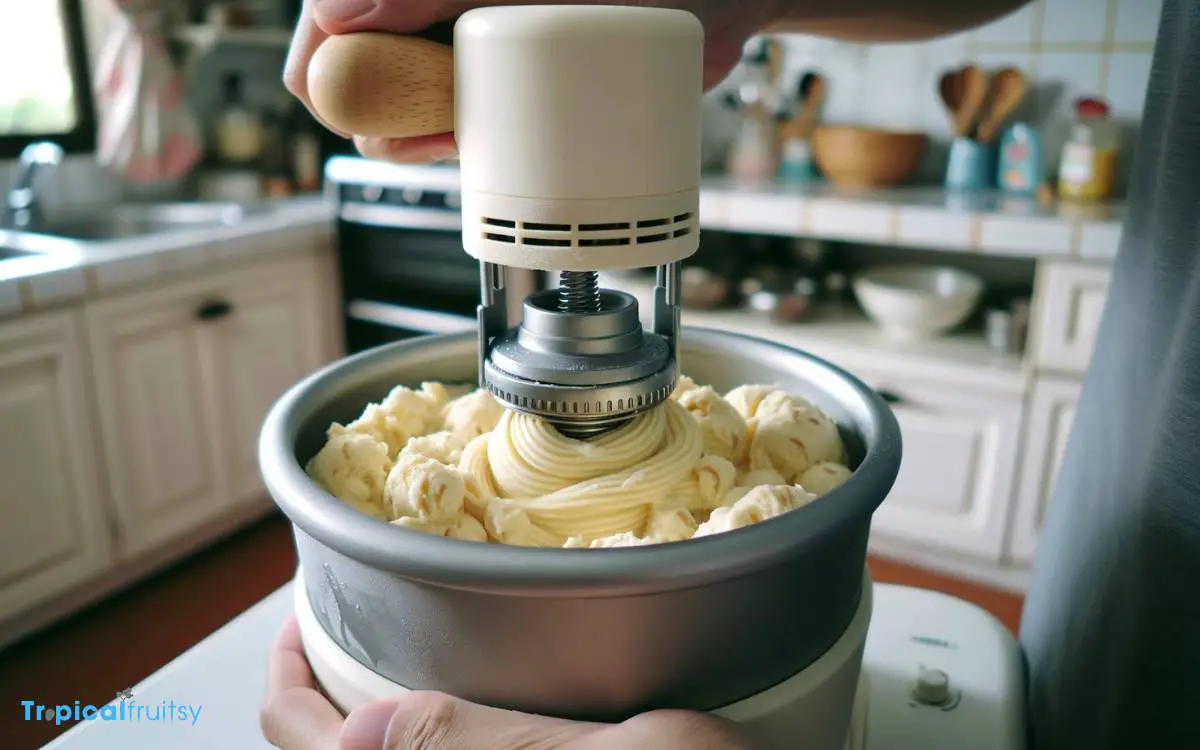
[344,691,601,750]
[312,0,444,36]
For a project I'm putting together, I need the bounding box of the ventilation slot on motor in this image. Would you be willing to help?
[522,222,571,231]
[636,218,670,228]
[637,232,670,244]
[673,228,690,238]
[579,222,630,231]
[483,217,516,228]
[579,237,630,247]
[525,237,572,247]
[674,212,693,222]
[483,232,516,243]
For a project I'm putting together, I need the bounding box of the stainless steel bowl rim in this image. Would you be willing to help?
[259,328,901,597]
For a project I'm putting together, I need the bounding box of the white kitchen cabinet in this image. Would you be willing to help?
[857,376,1023,564]
[203,258,330,506]
[1031,261,1111,375]
[86,252,334,558]
[0,310,111,622]
[1008,376,1081,565]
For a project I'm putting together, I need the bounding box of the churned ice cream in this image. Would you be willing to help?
[306,376,855,548]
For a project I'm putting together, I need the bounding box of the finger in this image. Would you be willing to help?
[383,691,600,750]
[577,710,757,750]
[354,134,458,164]
[313,0,443,36]
[260,617,345,750]
[342,701,401,750]
[285,1,350,137]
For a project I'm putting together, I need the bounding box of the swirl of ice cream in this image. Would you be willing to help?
[477,399,703,545]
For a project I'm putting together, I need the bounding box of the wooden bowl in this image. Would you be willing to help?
[811,126,926,188]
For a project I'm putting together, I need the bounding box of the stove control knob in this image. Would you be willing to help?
[913,668,951,705]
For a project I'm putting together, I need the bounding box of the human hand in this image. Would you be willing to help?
[260,617,759,749]
[283,0,782,163]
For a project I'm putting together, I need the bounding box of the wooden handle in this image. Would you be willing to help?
[307,32,454,138]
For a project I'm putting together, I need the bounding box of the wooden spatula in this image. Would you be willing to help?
[958,65,988,139]
[976,68,1027,144]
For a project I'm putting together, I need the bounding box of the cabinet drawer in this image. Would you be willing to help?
[858,376,1022,562]
[1032,261,1111,375]
[1008,376,1080,565]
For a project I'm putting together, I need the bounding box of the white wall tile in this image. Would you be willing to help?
[1032,52,1105,121]
[972,3,1039,45]
[1113,0,1163,43]
[1105,52,1155,119]
[1041,0,1109,45]
[860,44,925,130]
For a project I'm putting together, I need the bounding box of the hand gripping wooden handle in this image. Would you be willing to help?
[307,31,454,138]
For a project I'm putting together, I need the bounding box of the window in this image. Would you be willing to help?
[0,0,96,158]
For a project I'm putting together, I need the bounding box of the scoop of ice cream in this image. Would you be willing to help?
[392,513,488,542]
[342,382,451,455]
[671,453,737,511]
[736,467,788,487]
[676,385,750,462]
[671,375,698,400]
[724,384,778,419]
[401,431,466,465]
[747,407,844,481]
[753,389,814,422]
[644,506,699,542]
[798,461,854,495]
[484,502,559,547]
[443,389,505,440]
[565,531,656,548]
[384,453,467,524]
[693,484,817,537]
[306,429,391,519]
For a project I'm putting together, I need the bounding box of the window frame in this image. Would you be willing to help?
[0,0,97,159]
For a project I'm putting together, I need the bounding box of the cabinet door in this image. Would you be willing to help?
[1008,376,1080,565]
[861,377,1023,563]
[203,257,330,505]
[0,311,111,621]
[1031,262,1111,376]
[86,284,228,558]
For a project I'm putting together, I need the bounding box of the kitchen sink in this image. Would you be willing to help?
[34,202,268,241]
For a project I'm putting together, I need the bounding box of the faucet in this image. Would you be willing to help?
[4,141,64,229]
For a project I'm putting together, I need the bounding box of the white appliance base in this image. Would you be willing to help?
[294,567,1025,750]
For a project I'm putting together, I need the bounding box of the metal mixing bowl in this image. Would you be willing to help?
[259,328,901,721]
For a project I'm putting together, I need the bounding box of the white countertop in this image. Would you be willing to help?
[43,584,293,750]
[0,195,335,319]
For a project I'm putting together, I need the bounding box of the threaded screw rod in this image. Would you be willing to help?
[558,271,602,313]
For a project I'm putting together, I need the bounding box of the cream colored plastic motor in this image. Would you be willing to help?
[308,6,704,437]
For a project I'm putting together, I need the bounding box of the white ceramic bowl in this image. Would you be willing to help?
[852,265,984,340]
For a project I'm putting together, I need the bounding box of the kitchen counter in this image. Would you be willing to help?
[0,195,335,319]
[42,584,292,750]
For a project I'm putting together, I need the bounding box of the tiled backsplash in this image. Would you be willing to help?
[713,0,1162,190]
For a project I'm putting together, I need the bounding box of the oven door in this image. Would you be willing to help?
[344,299,476,351]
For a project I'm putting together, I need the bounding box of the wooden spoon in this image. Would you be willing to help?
[957,65,988,140]
[938,68,964,136]
[308,32,454,138]
[976,68,1027,144]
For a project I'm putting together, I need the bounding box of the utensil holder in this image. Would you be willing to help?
[944,137,996,191]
